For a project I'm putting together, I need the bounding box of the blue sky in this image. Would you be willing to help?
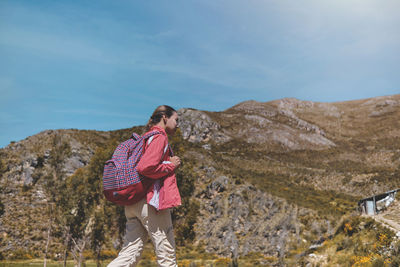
[1,0,399,148]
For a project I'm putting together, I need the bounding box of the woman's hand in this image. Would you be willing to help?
[170,156,181,169]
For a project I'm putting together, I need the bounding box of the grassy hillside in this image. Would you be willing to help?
[1,95,400,266]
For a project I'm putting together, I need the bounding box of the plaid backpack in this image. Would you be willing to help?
[103,131,161,206]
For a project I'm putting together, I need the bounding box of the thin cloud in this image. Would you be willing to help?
[0,27,115,64]
[53,109,143,119]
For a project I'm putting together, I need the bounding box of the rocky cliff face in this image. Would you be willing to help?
[195,171,299,258]
[179,99,336,151]
[178,109,231,144]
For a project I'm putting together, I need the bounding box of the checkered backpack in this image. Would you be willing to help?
[103,131,160,206]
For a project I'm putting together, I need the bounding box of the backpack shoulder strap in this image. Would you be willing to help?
[141,130,162,143]
[141,130,174,157]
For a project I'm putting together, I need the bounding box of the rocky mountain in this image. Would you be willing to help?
[1,95,399,265]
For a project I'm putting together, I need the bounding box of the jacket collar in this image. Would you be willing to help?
[150,125,167,136]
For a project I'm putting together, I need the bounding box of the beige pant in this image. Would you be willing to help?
[108,198,177,267]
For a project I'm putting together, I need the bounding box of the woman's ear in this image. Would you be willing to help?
[162,114,168,124]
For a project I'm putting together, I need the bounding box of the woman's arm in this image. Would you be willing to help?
[137,134,176,179]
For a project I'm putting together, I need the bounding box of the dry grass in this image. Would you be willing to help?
[1,95,400,263]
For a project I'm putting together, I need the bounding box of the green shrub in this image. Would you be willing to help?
[0,199,4,217]
[371,258,385,267]
[336,237,353,251]
[8,249,35,260]
[390,256,400,267]
[100,250,118,259]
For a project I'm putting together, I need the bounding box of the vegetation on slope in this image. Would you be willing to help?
[1,95,400,265]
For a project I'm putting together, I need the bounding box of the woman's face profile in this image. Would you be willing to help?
[165,112,179,135]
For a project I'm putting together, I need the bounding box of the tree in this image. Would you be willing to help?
[64,139,125,267]
[169,129,200,245]
[43,134,71,267]
[0,158,7,176]
[0,187,4,217]
[0,157,7,218]
[64,168,94,267]
[172,161,199,245]
[85,145,116,267]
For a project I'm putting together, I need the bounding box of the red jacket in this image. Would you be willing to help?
[136,126,181,210]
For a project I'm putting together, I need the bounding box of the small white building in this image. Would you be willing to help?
[358,189,399,215]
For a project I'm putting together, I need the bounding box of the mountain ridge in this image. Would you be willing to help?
[1,94,399,265]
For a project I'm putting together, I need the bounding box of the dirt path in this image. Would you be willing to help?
[373,200,400,237]
[375,215,400,235]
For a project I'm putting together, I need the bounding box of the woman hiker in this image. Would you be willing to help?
[108,105,182,267]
